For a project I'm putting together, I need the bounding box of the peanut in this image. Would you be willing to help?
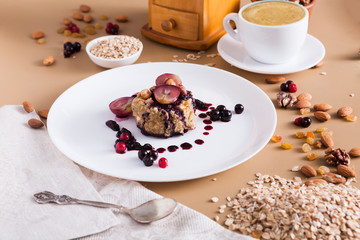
[43,56,55,66]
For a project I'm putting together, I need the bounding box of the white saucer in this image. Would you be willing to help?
[217,33,325,75]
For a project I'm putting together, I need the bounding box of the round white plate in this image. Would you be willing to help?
[48,62,276,182]
[217,33,325,75]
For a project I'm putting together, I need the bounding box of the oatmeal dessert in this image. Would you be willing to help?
[109,73,196,138]
[131,73,196,138]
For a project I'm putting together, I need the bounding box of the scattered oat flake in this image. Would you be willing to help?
[173,55,178,58]
[211,178,217,181]
[211,197,219,203]
[214,216,219,222]
[206,53,217,58]
[204,63,215,67]
[291,166,300,172]
[320,72,327,75]
[350,93,355,97]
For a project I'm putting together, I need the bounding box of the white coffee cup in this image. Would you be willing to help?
[223,0,309,64]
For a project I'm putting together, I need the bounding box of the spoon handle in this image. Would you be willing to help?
[34,191,125,211]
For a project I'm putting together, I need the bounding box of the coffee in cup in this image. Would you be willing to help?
[223,0,309,64]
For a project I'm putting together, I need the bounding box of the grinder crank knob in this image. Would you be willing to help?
[161,18,176,32]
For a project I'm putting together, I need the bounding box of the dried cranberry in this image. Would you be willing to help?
[288,83,297,93]
[294,117,303,126]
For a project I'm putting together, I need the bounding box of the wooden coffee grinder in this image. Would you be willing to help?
[141,0,240,50]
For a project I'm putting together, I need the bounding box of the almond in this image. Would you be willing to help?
[63,18,72,25]
[301,165,317,177]
[22,101,34,113]
[322,172,346,184]
[72,11,83,20]
[297,92,312,101]
[295,100,311,109]
[28,119,44,129]
[38,109,49,119]
[337,165,356,178]
[314,111,331,122]
[349,147,360,157]
[304,179,327,186]
[321,135,334,148]
[83,14,93,23]
[80,4,91,12]
[115,15,128,23]
[32,31,44,39]
[314,103,332,111]
[337,106,353,117]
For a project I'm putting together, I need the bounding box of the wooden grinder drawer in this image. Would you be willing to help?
[150,4,199,41]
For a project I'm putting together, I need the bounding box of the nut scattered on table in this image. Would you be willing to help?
[337,165,356,178]
[80,4,91,13]
[313,103,332,111]
[265,75,284,84]
[32,31,44,39]
[276,91,296,108]
[72,11,83,20]
[297,92,312,101]
[300,165,317,177]
[321,135,334,148]
[295,100,311,109]
[38,109,49,119]
[43,56,55,66]
[325,148,351,166]
[349,147,360,157]
[115,15,128,22]
[337,106,353,117]
[22,101,34,113]
[28,119,44,129]
[83,14,93,23]
[314,111,331,122]
[322,172,346,184]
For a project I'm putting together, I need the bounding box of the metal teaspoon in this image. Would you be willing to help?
[34,191,177,223]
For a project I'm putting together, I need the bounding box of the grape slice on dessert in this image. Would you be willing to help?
[155,73,182,86]
[153,85,180,104]
[109,96,134,117]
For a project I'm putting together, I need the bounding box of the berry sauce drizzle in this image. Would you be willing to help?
[180,142,192,150]
[195,139,204,145]
[204,125,213,131]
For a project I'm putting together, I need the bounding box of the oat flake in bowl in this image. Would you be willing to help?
[86,35,143,68]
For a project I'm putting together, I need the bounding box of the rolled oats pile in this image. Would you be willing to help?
[222,174,360,240]
[90,35,142,59]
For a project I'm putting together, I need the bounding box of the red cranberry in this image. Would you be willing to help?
[158,158,168,168]
[115,142,126,153]
[294,117,303,126]
[288,83,297,93]
[120,132,130,141]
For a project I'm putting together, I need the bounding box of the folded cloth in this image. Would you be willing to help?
[0,105,118,240]
[0,105,252,240]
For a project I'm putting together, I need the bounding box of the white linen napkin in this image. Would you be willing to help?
[0,105,252,240]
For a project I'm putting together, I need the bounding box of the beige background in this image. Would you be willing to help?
[1,0,360,222]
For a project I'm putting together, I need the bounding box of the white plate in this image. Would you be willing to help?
[48,62,276,182]
[217,33,325,75]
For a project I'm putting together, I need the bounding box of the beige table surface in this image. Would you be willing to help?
[1,0,360,224]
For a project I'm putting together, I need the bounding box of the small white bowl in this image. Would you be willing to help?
[86,35,143,68]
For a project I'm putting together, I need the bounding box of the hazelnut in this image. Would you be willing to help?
[140,89,151,99]
[165,79,176,86]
